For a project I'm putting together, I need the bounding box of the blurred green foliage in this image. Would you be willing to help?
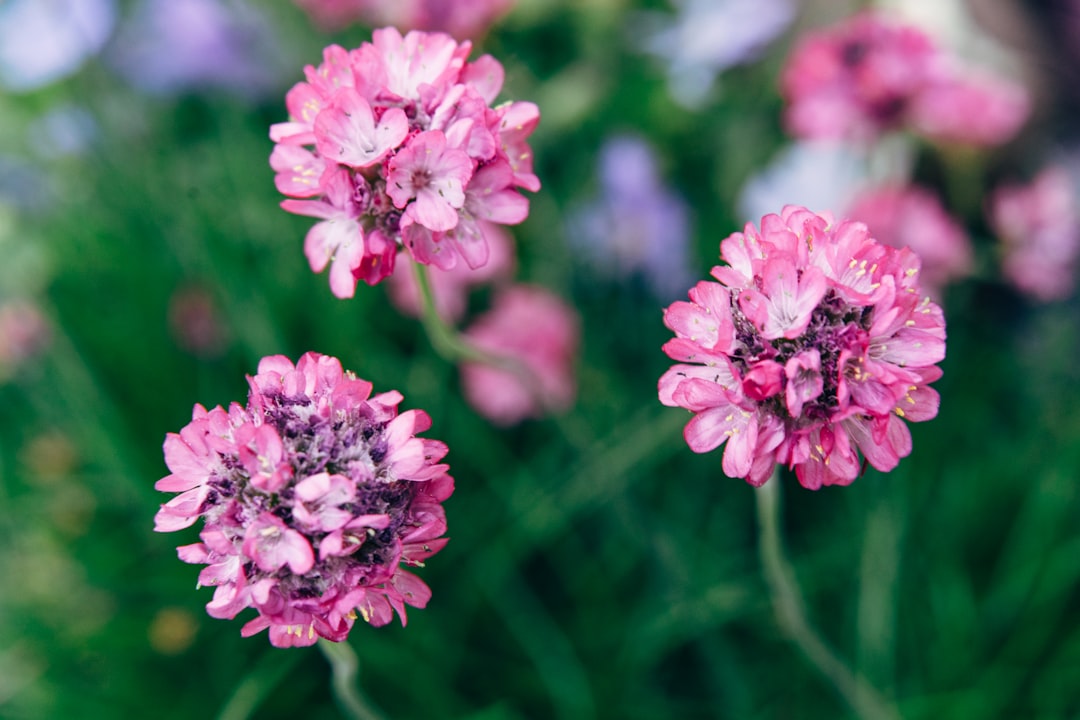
[1,1,1079,719]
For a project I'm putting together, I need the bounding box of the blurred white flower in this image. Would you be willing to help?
[641,0,795,106]
[738,141,871,224]
[0,0,115,91]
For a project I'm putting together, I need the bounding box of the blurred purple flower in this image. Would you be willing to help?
[0,0,115,91]
[108,0,282,98]
[28,105,98,160]
[568,135,694,300]
[641,0,795,106]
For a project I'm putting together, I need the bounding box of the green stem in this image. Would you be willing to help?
[410,261,548,409]
[755,475,899,720]
[216,648,304,720]
[318,639,387,720]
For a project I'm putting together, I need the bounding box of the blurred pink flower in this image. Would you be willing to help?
[461,286,579,426]
[909,69,1030,147]
[0,300,50,374]
[989,167,1080,301]
[271,29,538,298]
[847,185,972,298]
[659,206,946,489]
[294,0,513,39]
[781,10,1029,146]
[168,285,230,358]
[781,11,939,141]
[154,352,453,647]
[387,221,514,322]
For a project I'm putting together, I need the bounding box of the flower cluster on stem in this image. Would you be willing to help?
[781,10,1029,147]
[659,205,946,489]
[271,28,538,298]
[154,352,453,647]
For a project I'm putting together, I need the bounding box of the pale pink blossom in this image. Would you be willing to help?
[386,221,514,322]
[154,352,454,647]
[461,286,579,426]
[781,11,939,141]
[909,69,1030,147]
[0,300,50,376]
[271,29,537,297]
[780,10,1029,146]
[989,167,1080,301]
[294,0,514,39]
[659,205,946,489]
[846,185,972,298]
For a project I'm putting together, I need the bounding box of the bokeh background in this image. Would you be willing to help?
[2,0,1079,718]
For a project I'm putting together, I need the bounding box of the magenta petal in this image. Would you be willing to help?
[684,405,748,454]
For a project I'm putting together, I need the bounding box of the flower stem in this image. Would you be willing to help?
[755,475,900,720]
[318,639,386,720]
[410,261,548,409]
[411,260,500,366]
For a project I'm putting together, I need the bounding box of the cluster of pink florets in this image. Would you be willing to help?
[271,27,539,298]
[781,11,1029,146]
[659,206,946,489]
[154,352,453,647]
[294,0,514,40]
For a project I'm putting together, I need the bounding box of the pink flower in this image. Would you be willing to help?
[846,185,972,299]
[780,10,1028,146]
[294,0,514,40]
[386,221,514,322]
[781,11,940,141]
[909,70,1029,147]
[0,300,50,378]
[659,205,946,489]
[387,130,472,232]
[988,167,1080,301]
[154,352,454,647]
[460,286,579,426]
[270,28,538,298]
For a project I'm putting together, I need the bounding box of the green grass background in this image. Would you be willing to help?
[1,1,1079,718]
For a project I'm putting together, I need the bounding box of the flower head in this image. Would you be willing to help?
[154,352,453,647]
[567,135,694,300]
[781,11,940,142]
[989,167,1080,302]
[294,0,514,39]
[461,286,579,426]
[780,10,1028,146]
[271,29,538,298]
[659,205,946,489]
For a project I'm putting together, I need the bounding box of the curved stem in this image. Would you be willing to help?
[755,475,900,720]
[216,648,304,720]
[410,262,549,410]
[318,639,387,720]
[412,260,501,366]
